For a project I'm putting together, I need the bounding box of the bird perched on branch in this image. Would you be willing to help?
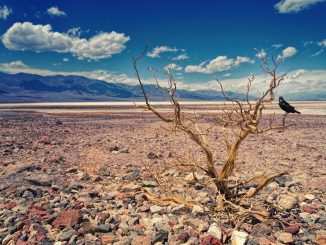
[278,96,301,115]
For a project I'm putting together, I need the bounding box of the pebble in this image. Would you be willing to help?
[207,223,222,240]
[231,230,248,245]
[58,229,77,241]
[150,205,165,214]
[275,232,294,244]
[278,195,298,210]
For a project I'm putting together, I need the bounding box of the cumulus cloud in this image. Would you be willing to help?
[1,22,130,60]
[318,39,326,47]
[0,5,12,20]
[172,53,189,61]
[147,46,178,58]
[47,6,67,17]
[0,60,29,70]
[185,55,254,74]
[277,46,297,60]
[63,58,69,62]
[164,63,183,71]
[275,0,325,13]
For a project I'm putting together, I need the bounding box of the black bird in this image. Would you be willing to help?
[278,96,301,115]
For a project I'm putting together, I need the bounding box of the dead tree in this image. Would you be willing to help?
[133,47,294,220]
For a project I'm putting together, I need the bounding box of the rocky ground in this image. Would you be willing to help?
[0,107,325,245]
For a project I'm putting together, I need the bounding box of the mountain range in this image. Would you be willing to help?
[0,72,249,103]
[0,72,324,102]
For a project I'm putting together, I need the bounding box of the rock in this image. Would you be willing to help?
[275,176,287,187]
[231,230,248,245]
[284,224,301,234]
[150,205,165,214]
[58,229,77,241]
[316,215,326,225]
[171,204,187,214]
[315,235,326,245]
[202,235,222,245]
[192,205,205,216]
[143,180,158,187]
[177,232,190,243]
[304,193,316,200]
[22,190,35,198]
[39,136,51,144]
[131,236,151,245]
[275,232,294,244]
[2,234,13,244]
[66,182,84,192]
[52,210,81,228]
[207,223,222,240]
[101,234,116,244]
[267,182,279,190]
[66,167,78,173]
[152,230,168,244]
[96,224,112,232]
[147,152,159,160]
[122,183,140,192]
[26,178,52,187]
[299,212,320,223]
[278,195,298,210]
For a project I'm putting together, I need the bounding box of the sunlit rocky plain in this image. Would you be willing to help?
[0,101,325,244]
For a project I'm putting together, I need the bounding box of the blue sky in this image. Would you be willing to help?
[0,0,325,95]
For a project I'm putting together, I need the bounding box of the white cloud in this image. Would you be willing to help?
[271,44,283,49]
[147,46,178,58]
[319,39,326,47]
[1,22,130,61]
[164,63,183,71]
[63,58,69,62]
[47,6,67,17]
[223,73,232,77]
[70,32,130,60]
[311,49,324,57]
[275,0,325,13]
[172,53,189,61]
[0,5,12,20]
[67,27,82,37]
[185,55,254,74]
[0,60,29,70]
[277,46,297,60]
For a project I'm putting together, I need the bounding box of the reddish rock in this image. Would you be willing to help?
[52,210,81,228]
[315,236,326,245]
[302,205,314,214]
[202,235,222,245]
[5,201,17,209]
[29,209,48,218]
[284,224,301,234]
[101,234,116,244]
[258,237,273,245]
[16,241,32,245]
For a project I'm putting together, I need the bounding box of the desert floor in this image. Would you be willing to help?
[0,103,325,244]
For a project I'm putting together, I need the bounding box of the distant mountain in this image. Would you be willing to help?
[0,72,251,102]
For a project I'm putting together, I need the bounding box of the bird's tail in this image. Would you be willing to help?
[295,110,301,114]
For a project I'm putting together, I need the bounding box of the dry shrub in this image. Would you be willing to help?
[132,46,296,223]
